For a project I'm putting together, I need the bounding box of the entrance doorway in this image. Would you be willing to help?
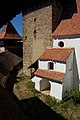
[40,79,50,95]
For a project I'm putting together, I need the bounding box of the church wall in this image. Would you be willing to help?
[53,37,80,80]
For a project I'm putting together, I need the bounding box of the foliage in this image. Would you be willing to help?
[66,90,80,105]
[18,76,25,81]
[45,96,56,107]
[27,81,41,97]
[61,98,74,109]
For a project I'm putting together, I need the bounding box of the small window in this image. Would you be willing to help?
[34,30,36,39]
[34,18,36,22]
[58,41,64,47]
[34,30,36,33]
[25,36,27,40]
[48,62,54,70]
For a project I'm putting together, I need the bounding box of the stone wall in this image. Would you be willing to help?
[22,0,63,76]
[76,0,80,12]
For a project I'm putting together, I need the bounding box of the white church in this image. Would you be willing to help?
[31,13,80,101]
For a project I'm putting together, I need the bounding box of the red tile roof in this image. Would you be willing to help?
[34,69,64,81]
[0,32,5,39]
[0,22,22,40]
[52,13,80,37]
[39,47,74,62]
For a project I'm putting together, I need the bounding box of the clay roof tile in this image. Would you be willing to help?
[52,13,80,37]
[39,47,74,62]
[34,69,64,81]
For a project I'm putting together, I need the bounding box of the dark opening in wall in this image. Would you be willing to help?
[34,30,36,39]
[58,41,64,47]
[25,36,27,40]
[48,62,54,70]
[34,18,36,22]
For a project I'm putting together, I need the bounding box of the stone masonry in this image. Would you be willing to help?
[22,0,63,76]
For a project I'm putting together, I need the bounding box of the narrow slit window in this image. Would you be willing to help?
[34,30,36,39]
[25,36,27,40]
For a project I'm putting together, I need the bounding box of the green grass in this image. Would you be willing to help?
[27,81,41,97]
[14,72,80,120]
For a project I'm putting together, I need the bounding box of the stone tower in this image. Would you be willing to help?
[22,0,64,76]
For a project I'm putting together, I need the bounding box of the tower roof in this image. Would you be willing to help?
[0,22,22,40]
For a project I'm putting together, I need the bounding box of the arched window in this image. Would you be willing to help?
[48,62,54,70]
[58,41,64,47]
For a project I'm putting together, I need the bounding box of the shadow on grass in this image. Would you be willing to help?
[5,70,67,120]
[0,85,30,120]
[18,96,67,120]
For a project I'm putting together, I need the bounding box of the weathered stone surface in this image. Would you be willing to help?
[22,0,63,76]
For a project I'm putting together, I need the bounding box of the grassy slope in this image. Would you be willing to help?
[13,72,80,120]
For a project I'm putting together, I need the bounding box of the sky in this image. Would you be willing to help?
[0,12,22,36]
[11,12,22,36]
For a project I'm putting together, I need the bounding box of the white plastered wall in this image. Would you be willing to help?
[49,81,63,100]
[53,37,80,80]
[31,76,42,91]
[62,51,74,98]
[39,60,66,73]
[62,50,79,98]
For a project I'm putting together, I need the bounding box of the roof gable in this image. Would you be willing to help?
[39,48,74,62]
[0,22,22,39]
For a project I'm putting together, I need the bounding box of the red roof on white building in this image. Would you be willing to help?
[34,69,64,81]
[39,48,74,62]
[52,13,80,38]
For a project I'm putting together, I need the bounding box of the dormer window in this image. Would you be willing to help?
[48,62,54,70]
